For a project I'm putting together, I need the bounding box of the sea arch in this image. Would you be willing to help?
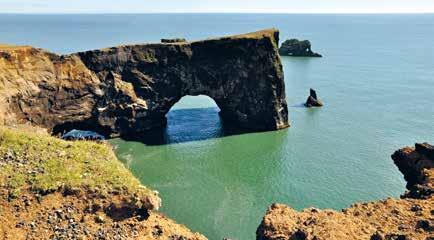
[6,29,289,138]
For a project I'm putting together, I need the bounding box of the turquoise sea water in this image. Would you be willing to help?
[2,14,433,240]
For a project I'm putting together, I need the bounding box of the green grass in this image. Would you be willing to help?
[0,126,154,200]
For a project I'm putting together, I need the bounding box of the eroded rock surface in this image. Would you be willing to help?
[0,29,289,137]
[279,39,322,57]
[392,143,434,199]
[257,143,434,240]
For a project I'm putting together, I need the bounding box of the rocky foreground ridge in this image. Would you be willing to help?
[0,29,289,138]
[257,143,434,240]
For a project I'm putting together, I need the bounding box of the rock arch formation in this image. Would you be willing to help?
[0,29,289,137]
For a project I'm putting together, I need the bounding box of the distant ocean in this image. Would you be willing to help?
[2,14,433,240]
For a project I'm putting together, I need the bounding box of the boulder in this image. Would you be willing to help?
[279,39,322,57]
[305,89,324,107]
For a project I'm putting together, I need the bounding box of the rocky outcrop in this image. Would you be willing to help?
[257,143,434,240]
[0,29,289,137]
[305,88,324,107]
[279,39,322,57]
[392,143,434,199]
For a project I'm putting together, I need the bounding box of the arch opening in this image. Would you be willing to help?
[164,95,224,144]
[121,94,260,145]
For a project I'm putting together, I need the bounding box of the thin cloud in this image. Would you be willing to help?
[1,0,434,13]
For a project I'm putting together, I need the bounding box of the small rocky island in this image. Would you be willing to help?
[279,39,322,57]
[305,88,324,107]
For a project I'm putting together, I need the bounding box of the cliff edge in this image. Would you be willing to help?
[0,126,206,239]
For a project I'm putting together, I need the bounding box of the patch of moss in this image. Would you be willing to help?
[0,126,154,199]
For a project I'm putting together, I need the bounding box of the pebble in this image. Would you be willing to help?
[95,215,105,224]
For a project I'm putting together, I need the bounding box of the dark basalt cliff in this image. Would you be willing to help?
[256,143,434,240]
[0,29,289,137]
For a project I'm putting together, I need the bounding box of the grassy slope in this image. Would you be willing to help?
[0,125,156,202]
[0,126,207,240]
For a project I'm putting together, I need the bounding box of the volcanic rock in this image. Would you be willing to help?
[279,39,322,57]
[161,38,187,43]
[305,88,324,107]
[392,143,434,199]
[0,29,289,138]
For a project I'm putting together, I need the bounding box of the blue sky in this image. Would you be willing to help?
[1,0,434,13]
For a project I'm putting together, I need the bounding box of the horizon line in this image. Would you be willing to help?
[1,11,434,15]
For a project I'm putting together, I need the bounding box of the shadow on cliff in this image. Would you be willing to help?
[122,107,257,146]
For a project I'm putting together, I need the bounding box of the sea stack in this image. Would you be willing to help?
[279,39,322,57]
[305,88,324,107]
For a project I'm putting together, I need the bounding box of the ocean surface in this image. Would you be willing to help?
[2,14,433,240]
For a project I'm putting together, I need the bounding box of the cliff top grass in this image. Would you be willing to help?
[80,28,279,53]
[0,125,156,201]
[0,44,32,50]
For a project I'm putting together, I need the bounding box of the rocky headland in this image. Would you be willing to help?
[256,143,434,240]
[279,39,322,57]
[0,29,289,139]
[0,29,289,239]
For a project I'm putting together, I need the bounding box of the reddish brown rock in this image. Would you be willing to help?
[392,143,434,199]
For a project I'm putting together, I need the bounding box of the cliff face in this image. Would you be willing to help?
[392,143,434,199]
[0,29,289,137]
[0,45,102,129]
[257,143,434,240]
